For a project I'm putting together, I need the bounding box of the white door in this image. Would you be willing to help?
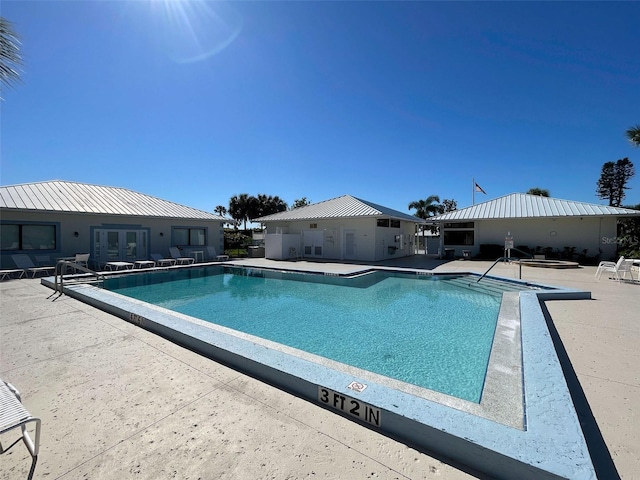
[344,230,356,260]
[303,230,324,258]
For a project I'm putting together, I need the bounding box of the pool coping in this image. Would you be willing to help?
[42,267,596,479]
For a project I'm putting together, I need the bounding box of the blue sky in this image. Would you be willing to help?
[2,1,639,217]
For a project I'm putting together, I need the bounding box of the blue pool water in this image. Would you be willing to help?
[104,267,501,402]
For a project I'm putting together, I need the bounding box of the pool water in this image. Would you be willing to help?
[105,267,501,402]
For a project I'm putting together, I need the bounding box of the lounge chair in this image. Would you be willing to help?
[169,247,195,265]
[595,256,634,282]
[11,254,56,278]
[206,246,229,261]
[150,253,176,267]
[0,269,25,281]
[0,380,41,480]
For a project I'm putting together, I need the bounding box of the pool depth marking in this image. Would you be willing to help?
[318,386,381,427]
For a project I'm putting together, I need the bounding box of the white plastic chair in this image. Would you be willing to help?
[206,246,229,261]
[169,247,195,265]
[0,380,41,480]
[595,256,633,282]
[11,254,56,278]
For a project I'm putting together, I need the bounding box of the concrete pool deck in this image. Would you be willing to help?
[1,258,638,479]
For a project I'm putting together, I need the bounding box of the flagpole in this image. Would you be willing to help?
[472,177,475,205]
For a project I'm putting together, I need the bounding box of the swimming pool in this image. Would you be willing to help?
[104,266,501,403]
[46,262,596,479]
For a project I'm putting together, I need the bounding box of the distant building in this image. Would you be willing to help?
[0,180,226,269]
[256,195,426,262]
[430,193,640,260]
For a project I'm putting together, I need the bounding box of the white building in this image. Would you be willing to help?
[256,195,426,262]
[0,181,226,269]
[430,193,640,260]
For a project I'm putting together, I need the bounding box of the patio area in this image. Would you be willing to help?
[1,258,638,479]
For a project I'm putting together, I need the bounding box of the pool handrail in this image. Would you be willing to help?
[53,260,105,294]
[477,248,533,283]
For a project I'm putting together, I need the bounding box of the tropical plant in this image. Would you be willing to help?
[214,205,227,217]
[408,195,442,220]
[291,197,311,209]
[596,158,635,206]
[440,198,457,213]
[228,193,288,229]
[526,188,550,197]
[0,17,22,98]
[617,203,640,258]
[626,124,640,147]
[228,193,251,230]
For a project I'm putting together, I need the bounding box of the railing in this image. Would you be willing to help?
[53,260,105,294]
[477,248,533,283]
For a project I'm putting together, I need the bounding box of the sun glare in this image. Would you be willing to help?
[149,0,242,63]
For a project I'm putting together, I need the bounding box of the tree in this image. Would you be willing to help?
[596,158,635,207]
[440,199,457,212]
[214,205,227,217]
[408,195,441,220]
[291,197,311,209]
[526,188,550,197]
[228,193,251,230]
[618,203,640,258]
[626,124,640,147]
[0,17,22,98]
[253,194,287,219]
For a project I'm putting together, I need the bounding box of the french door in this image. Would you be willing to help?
[94,229,148,263]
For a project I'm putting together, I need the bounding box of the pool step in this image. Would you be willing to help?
[443,276,532,296]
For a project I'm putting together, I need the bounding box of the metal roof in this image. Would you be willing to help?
[0,181,226,220]
[256,194,426,223]
[431,193,640,221]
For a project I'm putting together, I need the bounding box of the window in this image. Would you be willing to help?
[173,227,206,246]
[1,224,56,251]
[377,219,390,227]
[444,222,475,229]
[390,219,400,228]
[444,230,474,246]
[443,222,475,246]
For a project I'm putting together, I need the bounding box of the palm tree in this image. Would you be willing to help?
[228,193,251,230]
[0,17,22,98]
[626,125,640,147]
[408,195,441,220]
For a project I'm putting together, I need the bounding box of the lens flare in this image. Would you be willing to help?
[151,0,242,63]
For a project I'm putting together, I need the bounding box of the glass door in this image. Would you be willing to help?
[94,229,148,263]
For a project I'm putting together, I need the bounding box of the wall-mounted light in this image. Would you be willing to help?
[74,231,79,237]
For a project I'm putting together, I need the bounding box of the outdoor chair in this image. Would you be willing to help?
[150,253,176,267]
[206,246,229,261]
[169,247,195,265]
[0,380,41,480]
[11,254,56,278]
[74,253,90,268]
[0,269,25,281]
[595,256,634,282]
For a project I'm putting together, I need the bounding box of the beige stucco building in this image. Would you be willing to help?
[430,193,640,261]
[256,195,426,262]
[0,181,226,270]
